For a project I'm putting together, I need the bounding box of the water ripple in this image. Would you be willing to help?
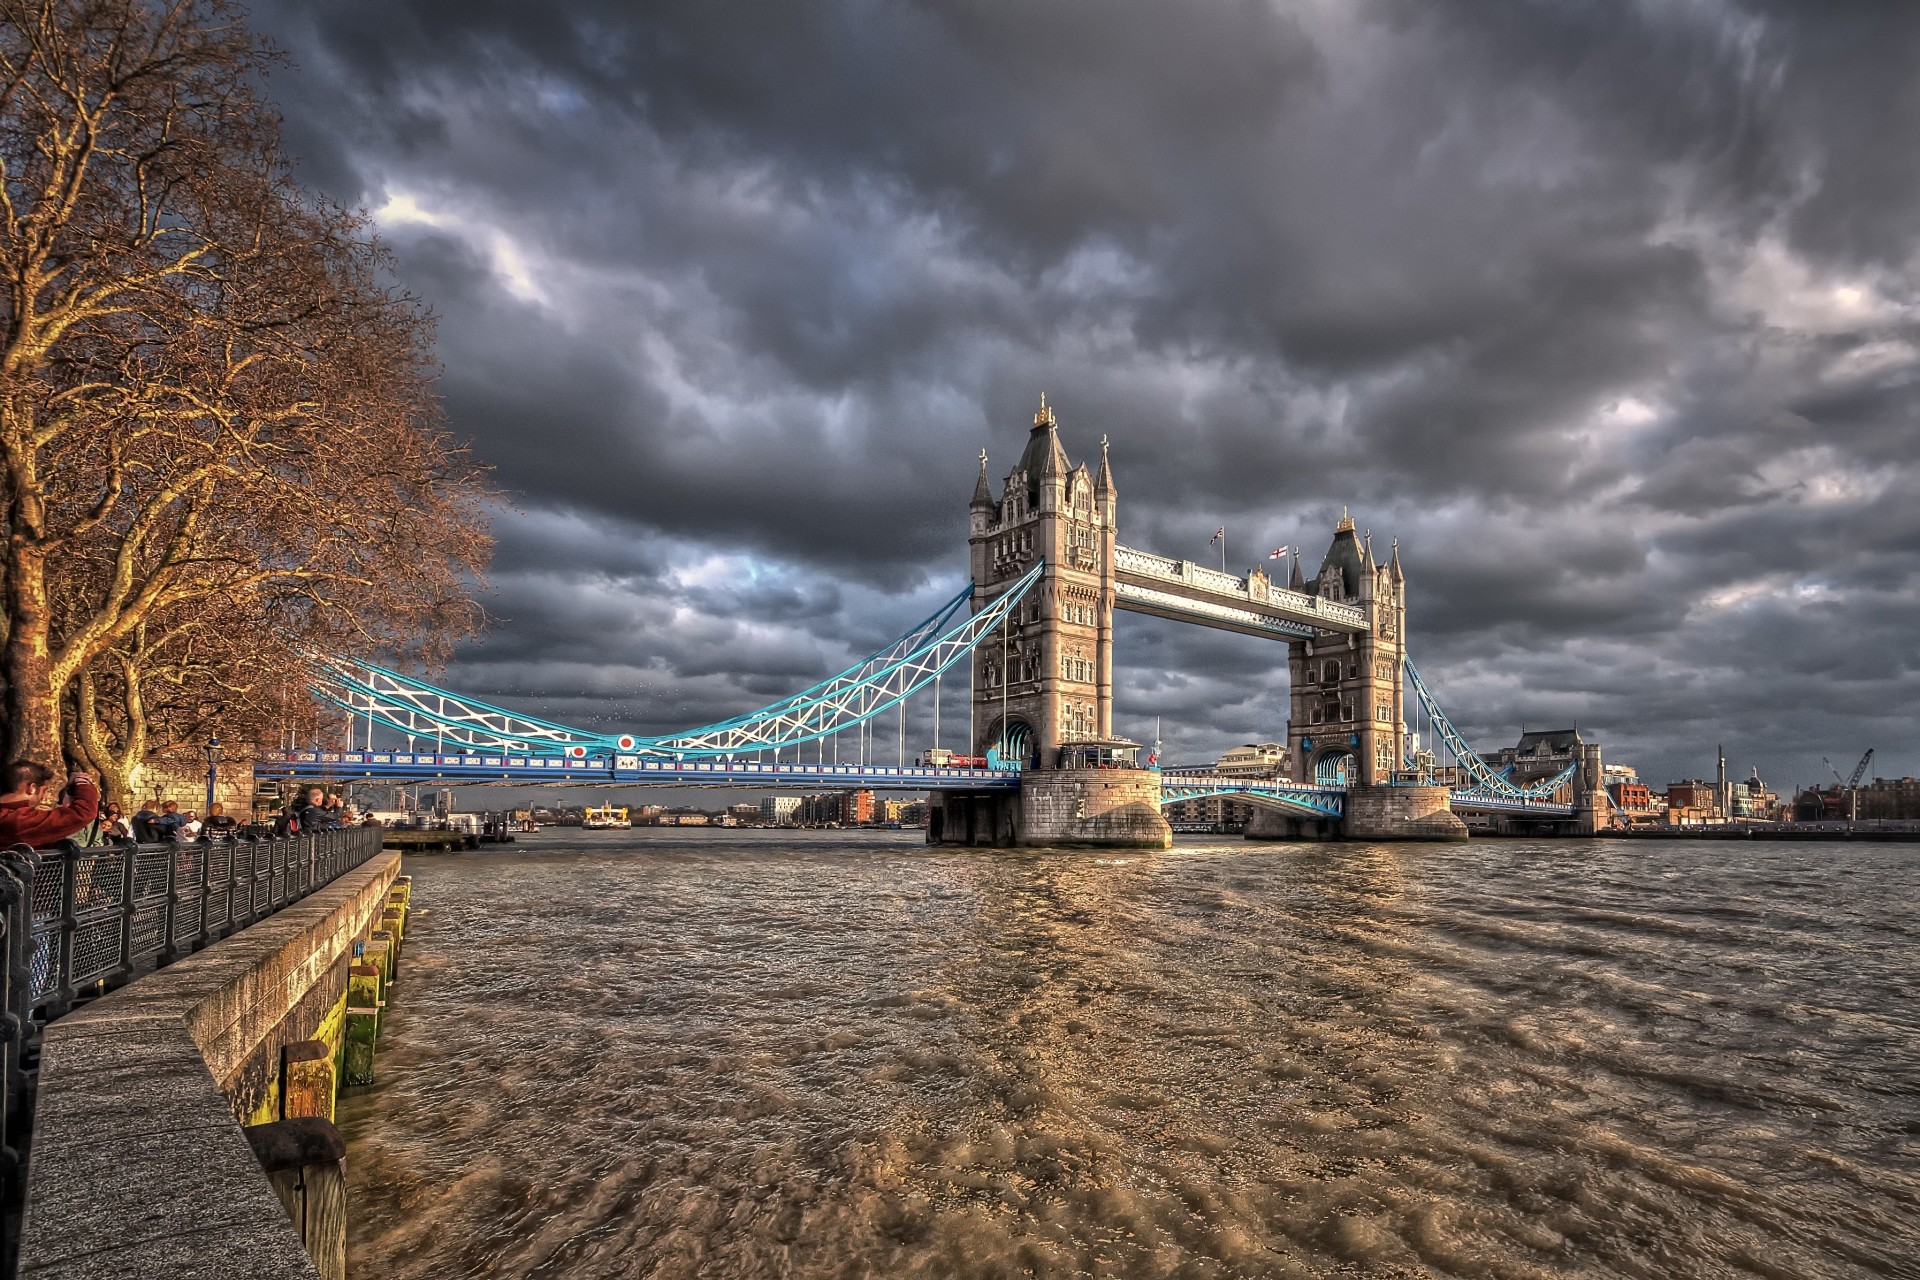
[339,833,1920,1279]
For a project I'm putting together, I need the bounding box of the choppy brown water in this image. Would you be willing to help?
[339,833,1920,1279]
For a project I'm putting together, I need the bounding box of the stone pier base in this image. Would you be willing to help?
[930,769,1173,848]
[1244,785,1467,842]
[1342,784,1469,841]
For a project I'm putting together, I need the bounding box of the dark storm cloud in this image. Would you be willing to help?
[248,0,1920,788]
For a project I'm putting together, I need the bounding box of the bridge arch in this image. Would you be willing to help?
[984,716,1039,770]
[1312,750,1355,787]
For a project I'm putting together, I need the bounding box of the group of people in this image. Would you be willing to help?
[0,758,372,850]
[281,787,355,834]
[107,799,240,843]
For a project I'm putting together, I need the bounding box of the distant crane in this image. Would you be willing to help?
[1822,749,1874,821]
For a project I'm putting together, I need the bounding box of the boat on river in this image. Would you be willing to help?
[583,804,630,829]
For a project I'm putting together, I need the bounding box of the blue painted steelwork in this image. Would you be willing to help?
[309,563,1045,759]
[1157,775,1345,819]
[261,750,1021,791]
[1402,658,1578,803]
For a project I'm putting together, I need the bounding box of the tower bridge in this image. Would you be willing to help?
[270,395,1607,845]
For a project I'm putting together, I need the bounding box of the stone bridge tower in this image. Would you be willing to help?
[967,394,1116,768]
[1285,514,1408,788]
[935,395,1168,848]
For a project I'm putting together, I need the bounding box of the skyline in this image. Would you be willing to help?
[245,1,1920,790]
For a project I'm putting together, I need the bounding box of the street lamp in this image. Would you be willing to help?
[203,735,223,816]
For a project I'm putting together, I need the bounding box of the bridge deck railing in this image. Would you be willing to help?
[0,826,384,1217]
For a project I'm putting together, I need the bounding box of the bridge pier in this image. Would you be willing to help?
[1245,784,1466,842]
[931,768,1173,848]
[927,790,1018,846]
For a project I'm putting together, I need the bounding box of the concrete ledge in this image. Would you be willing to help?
[21,851,402,1280]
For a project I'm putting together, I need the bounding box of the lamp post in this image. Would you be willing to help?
[203,735,223,816]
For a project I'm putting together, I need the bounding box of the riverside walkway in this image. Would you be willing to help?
[0,828,405,1279]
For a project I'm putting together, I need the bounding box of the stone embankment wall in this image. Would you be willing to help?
[20,850,406,1280]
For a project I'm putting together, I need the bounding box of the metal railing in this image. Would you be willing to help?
[0,826,384,1226]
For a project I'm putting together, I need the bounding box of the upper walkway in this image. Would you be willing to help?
[1112,545,1369,640]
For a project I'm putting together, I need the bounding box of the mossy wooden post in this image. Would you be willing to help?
[391,874,413,906]
[364,933,394,989]
[381,904,406,965]
[245,1118,349,1280]
[343,963,383,1087]
[281,1039,336,1124]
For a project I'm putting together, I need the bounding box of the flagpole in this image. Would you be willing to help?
[1222,529,1227,575]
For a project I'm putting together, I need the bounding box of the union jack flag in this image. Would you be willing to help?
[1209,527,1224,545]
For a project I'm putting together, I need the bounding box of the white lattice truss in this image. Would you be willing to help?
[310,563,1046,759]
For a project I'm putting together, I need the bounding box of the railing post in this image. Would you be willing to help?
[229,836,247,924]
[0,846,34,1209]
[198,834,214,949]
[48,846,76,1017]
[116,840,138,982]
[161,837,179,962]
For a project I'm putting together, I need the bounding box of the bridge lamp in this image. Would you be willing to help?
[203,735,223,815]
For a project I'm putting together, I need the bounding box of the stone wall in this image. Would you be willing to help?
[1245,787,1466,842]
[1342,784,1468,841]
[20,851,402,1279]
[1015,768,1172,848]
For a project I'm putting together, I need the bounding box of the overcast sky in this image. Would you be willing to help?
[250,0,1920,795]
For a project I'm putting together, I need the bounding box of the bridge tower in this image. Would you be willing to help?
[966,394,1116,766]
[933,395,1168,848]
[1285,514,1408,788]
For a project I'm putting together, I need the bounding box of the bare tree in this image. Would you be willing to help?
[0,0,492,773]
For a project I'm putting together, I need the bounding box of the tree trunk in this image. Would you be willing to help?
[74,668,143,806]
[3,538,63,773]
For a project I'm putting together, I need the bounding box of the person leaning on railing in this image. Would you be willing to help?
[0,759,100,847]
[201,802,239,839]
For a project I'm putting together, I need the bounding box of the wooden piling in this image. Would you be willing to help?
[364,933,394,987]
[245,1118,349,1280]
[381,905,406,958]
[281,1039,336,1125]
[342,962,383,1087]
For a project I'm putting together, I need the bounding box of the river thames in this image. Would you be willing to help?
[338,831,1918,1279]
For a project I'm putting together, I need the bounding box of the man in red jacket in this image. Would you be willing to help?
[0,761,99,848]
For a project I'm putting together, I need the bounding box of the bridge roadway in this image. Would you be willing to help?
[263,749,1023,790]
[262,753,1571,818]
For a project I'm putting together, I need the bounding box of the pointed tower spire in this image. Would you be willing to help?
[1094,433,1115,495]
[1288,547,1305,589]
[1361,529,1376,571]
[1037,395,1067,478]
[1389,536,1404,583]
[1018,390,1070,490]
[971,448,994,509]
